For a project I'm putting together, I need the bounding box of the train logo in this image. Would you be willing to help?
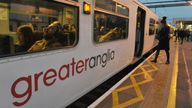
[11,49,115,106]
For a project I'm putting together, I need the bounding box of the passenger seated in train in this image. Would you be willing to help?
[28,21,63,52]
[15,25,35,53]
[63,24,76,32]
[60,23,77,46]
[68,24,77,45]
[98,27,118,42]
[63,24,70,32]
[70,24,76,32]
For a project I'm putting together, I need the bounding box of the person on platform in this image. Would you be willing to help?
[151,16,170,64]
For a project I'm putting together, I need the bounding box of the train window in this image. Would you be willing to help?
[0,0,78,57]
[94,11,129,43]
[149,18,155,35]
[95,0,115,12]
[155,21,160,35]
[116,4,129,16]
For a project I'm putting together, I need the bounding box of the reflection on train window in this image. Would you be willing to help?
[94,11,129,43]
[0,0,78,57]
[95,0,115,12]
[116,4,129,16]
[149,18,155,35]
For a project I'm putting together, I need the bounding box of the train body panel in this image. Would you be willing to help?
[0,0,158,107]
[143,9,158,54]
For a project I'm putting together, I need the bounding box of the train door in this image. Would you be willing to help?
[134,7,146,57]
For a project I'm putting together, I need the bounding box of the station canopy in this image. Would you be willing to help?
[139,0,192,30]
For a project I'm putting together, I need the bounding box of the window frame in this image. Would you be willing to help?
[149,18,156,36]
[116,3,129,17]
[94,0,129,44]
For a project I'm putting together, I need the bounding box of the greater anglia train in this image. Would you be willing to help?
[0,0,158,107]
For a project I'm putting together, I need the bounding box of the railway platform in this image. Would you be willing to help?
[88,39,192,108]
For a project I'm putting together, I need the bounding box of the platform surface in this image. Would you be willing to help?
[92,39,192,108]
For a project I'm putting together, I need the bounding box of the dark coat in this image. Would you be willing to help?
[15,41,35,53]
[157,25,170,51]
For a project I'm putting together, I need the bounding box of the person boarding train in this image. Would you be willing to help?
[151,16,170,64]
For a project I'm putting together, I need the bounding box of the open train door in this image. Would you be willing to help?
[134,7,146,57]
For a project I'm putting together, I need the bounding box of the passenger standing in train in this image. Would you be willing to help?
[15,25,35,53]
[151,16,170,64]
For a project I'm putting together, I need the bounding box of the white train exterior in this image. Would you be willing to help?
[0,0,158,107]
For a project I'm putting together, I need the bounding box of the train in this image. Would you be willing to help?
[0,0,159,107]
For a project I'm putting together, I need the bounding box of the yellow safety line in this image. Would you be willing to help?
[137,79,153,85]
[132,69,156,76]
[115,85,134,92]
[130,76,144,99]
[141,64,151,67]
[112,57,159,107]
[132,72,146,76]
[112,91,119,107]
[140,66,153,80]
[147,61,159,71]
[120,96,143,108]
[167,44,179,108]
[119,76,144,108]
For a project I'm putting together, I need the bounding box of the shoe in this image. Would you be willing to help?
[165,61,170,64]
[151,60,157,63]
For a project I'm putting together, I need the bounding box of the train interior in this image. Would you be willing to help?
[0,0,78,57]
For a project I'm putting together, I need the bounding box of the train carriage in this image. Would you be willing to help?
[0,0,158,107]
